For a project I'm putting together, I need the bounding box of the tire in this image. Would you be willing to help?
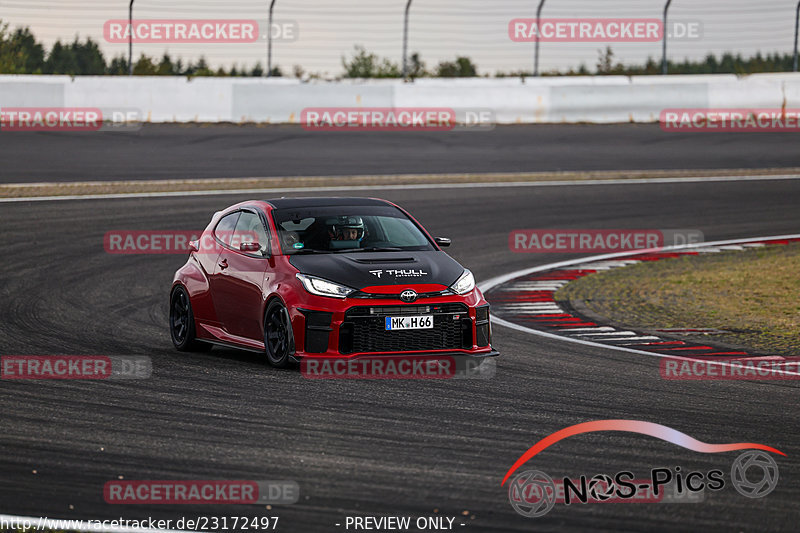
[170,286,212,352]
[264,300,295,368]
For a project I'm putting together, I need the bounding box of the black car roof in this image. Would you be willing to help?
[264,197,393,209]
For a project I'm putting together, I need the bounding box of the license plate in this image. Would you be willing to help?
[385,315,433,330]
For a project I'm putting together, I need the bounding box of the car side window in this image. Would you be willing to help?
[214,212,240,246]
[233,211,270,255]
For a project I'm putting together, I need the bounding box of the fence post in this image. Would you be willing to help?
[662,0,673,75]
[128,0,135,75]
[267,0,277,77]
[794,1,800,71]
[403,0,413,81]
[534,0,547,76]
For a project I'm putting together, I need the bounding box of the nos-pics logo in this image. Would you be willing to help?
[502,420,783,518]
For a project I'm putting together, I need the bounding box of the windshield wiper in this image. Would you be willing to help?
[333,247,404,253]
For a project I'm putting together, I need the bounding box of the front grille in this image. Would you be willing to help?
[340,304,471,354]
[346,303,466,317]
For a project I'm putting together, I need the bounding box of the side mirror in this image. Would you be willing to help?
[435,237,451,248]
[240,242,261,253]
[188,240,199,253]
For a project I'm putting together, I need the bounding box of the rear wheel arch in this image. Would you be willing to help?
[169,283,212,352]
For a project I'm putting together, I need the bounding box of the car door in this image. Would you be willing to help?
[209,209,271,340]
[194,211,239,326]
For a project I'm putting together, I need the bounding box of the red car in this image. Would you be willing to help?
[170,197,498,367]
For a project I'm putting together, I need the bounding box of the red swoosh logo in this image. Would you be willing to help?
[501,420,785,486]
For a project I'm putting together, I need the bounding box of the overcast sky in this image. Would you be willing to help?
[2,0,797,75]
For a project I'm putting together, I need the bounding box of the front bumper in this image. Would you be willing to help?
[287,289,498,360]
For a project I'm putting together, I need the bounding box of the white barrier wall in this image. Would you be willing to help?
[2,73,800,124]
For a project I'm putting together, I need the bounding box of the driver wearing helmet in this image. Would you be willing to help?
[329,216,365,242]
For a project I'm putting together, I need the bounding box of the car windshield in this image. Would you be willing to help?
[271,205,435,254]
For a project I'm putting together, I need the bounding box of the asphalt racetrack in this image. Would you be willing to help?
[1,126,800,532]
[2,123,800,182]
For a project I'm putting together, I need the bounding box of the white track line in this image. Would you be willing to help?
[602,336,663,342]
[479,234,800,377]
[575,331,639,337]
[559,326,616,333]
[2,173,800,203]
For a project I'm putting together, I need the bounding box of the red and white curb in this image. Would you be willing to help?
[479,234,800,375]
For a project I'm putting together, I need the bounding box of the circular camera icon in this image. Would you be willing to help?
[588,474,616,501]
[508,470,557,518]
[731,451,779,499]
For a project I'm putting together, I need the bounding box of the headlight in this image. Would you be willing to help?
[296,273,356,299]
[450,269,476,295]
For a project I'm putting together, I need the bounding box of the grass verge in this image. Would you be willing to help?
[555,243,800,356]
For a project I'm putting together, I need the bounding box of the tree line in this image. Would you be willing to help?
[1,20,796,78]
[0,21,271,76]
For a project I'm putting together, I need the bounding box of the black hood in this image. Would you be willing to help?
[289,250,465,290]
